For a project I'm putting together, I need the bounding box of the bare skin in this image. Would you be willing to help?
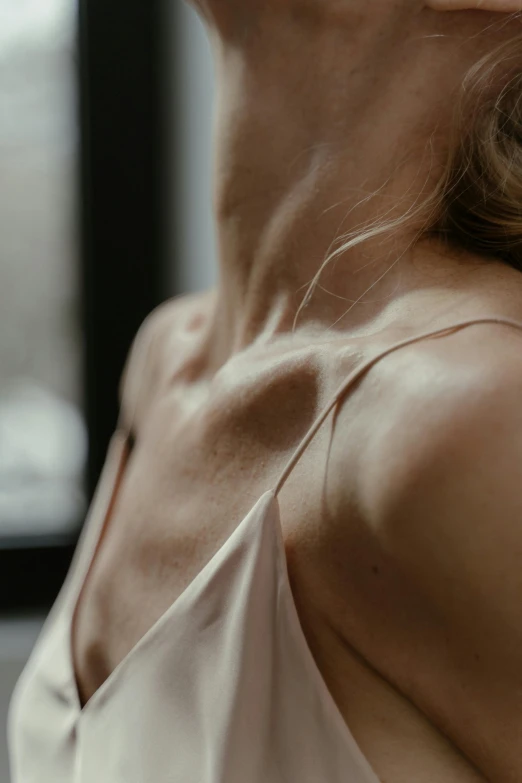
[72,2,522,781]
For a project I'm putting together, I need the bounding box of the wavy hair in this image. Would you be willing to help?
[433,35,522,267]
[294,28,522,330]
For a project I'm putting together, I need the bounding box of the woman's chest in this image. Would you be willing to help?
[69,421,487,783]
[68,343,488,783]
[70,362,350,707]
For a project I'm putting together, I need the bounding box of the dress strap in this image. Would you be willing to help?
[273,316,522,498]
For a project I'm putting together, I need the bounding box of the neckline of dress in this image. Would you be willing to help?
[63,478,382,783]
[65,458,279,718]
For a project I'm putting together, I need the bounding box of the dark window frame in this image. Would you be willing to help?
[0,0,175,613]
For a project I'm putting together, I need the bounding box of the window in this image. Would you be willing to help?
[0,0,170,611]
[0,0,85,541]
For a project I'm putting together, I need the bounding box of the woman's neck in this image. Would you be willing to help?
[198,3,509,359]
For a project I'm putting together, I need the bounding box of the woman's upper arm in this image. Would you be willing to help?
[375,359,522,781]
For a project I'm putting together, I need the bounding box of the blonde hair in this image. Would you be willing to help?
[294,28,522,330]
[432,36,522,267]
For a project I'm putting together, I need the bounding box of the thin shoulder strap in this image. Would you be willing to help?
[273,316,522,497]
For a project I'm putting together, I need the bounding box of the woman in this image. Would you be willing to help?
[9,1,522,781]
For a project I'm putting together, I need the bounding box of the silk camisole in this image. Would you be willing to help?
[8,316,522,783]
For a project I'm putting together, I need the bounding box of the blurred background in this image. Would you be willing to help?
[0,0,217,776]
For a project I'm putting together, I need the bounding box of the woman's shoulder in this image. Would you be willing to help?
[329,288,522,529]
[118,289,216,433]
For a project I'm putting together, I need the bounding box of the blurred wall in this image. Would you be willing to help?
[170,1,217,295]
